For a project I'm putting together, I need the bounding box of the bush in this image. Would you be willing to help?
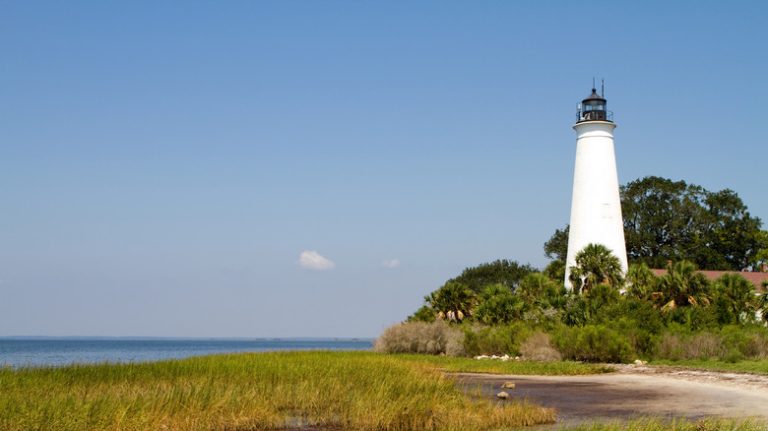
[474,284,525,325]
[666,305,718,331]
[553,325,634,363]
[656,333,684,360]
[720,325,768,359]
[374,321,464,356]
[606,317,659,358]
[655,326,768,361]
[657,330,724,360]
[461,323,531,357]
[686,332,726,359]
[519,331,562,361]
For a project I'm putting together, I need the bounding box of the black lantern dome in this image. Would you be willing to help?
[576,87,613,123]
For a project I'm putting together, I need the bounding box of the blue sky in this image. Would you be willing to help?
[1,1,766,337]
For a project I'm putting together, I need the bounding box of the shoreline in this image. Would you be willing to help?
[453,366,768,427]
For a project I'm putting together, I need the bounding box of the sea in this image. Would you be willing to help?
[0,337,373,368]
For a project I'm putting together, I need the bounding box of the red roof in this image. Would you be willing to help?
[650,269,768,292]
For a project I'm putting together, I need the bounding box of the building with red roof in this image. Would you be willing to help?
[650,269,768,293]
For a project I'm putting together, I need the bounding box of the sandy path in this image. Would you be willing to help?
[454,366,768,426]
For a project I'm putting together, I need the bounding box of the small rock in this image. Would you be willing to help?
[496,391,509,399]
[501,381,516,389]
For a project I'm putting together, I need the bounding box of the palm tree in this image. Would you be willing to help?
[625,263,658,300]
[712,273,757,324]
[757,290,768,324]
[655,260,711,310]
[568,243,624,295]
[427,281,476,322]
[517,273,567,309]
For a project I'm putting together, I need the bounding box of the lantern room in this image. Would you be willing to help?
[576,88,613,123]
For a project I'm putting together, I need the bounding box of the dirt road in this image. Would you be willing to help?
[454,365,768,426]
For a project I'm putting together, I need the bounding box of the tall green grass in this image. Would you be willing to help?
[396,354,612,375]
[0,351,555,431]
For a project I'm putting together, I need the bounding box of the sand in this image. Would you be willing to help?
[454,365,768,426]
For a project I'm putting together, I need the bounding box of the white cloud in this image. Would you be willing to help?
[299,250,335,270]
[381,259,400,269]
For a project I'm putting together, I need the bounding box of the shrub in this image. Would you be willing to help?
[666,305,718,331]
[519,331,562,361]
[655,326,768,361]
[724,348,744,363]
[461,323,531,357]
[657,330,725,360]
[685,332,726,359]
[374,321,464,355]
[656,333,684,360]
[553,325,634,363]
[474,284,525,325]
[605,317,659,358]
[720,325,768,359]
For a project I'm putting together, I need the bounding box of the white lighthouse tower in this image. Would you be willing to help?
[564,85,628,288]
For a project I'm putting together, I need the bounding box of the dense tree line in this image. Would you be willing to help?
[412,245,767,329]
[407,245,768,361]
[545,176,768,271]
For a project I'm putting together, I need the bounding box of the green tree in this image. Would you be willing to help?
[517,273,567,309]
[625,263,658,301]
[753,231,768,271]
[758,290,768,324]
[568,244,624,294]
[473,284,525,325]
[406,305,436,323]
[542,227,568,283]
[545,177,767,271]
[427,281,476,322]
[543,259,565,284]
[655,260,712,310]
[621,176,766,270]
[450,260,536,293]
[544,226,569,261]
[712,273,757,325]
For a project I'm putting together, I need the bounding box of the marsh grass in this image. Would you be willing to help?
[398,354,613,375]
[0,351,556,431]
[560,417,765,430]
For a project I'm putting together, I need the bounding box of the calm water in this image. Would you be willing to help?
[0,338,373,368]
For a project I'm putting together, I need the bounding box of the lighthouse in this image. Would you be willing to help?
[564,85,628,288]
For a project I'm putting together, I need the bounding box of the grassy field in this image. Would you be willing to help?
[397,354,613,375]
[7,351,765,431]
[0,350,560,431]
[649,359,768,375]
